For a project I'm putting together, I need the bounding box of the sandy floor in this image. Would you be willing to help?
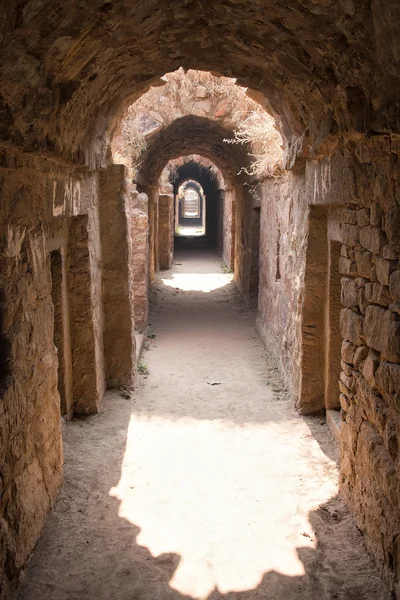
[15,247,391,600]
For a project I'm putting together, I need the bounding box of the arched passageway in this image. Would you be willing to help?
[1,3,400,599]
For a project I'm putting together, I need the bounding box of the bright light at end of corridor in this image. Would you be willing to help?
[162,272,233,292]
[109,414,337,599]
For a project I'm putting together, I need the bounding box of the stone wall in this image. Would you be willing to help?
[337,138,400,594]
[256,142,400,592]
[0,153,107,598]
[257,170,308,402]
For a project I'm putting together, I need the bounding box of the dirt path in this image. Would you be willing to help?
[15,248,390,600]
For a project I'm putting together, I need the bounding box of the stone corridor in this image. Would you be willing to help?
[14,250,390,600]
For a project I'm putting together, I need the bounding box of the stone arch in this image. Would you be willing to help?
[169,159,233,265]
[135,115,251,187]
[134,115,255,301]
[1,2,398,167]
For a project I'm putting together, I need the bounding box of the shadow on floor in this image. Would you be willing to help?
[13,250,391,600]
[13,391,390,600]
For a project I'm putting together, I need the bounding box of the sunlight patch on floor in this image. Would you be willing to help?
[162,272,233,293]
[110,414,337,599]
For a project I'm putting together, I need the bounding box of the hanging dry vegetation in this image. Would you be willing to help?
[112,69,284,179]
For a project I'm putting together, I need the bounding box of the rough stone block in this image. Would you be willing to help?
[365,282,391,307]
[340,393,350,412]
[341,244,350,258]
[385,207,400,247]
[355,277,368,314]
[382,244,398,260]
[338,223,359,247]
[355,246,376,280]
[359,225,387,255]
[340,371,355,390]
[339,256,357,276]
[375,258,397,286]
[362,349,380,388]
[339,379,351,397]
[389,270,400,302]
[195,85,208,98]
[342,208,357,224]
[341,360,353,376]
[356,379,389,437]
[390,302,400,317]
[376,361,400,399]
[340,308,365,346]
[354,345,369,370]
[370,202,383,226]
[364,305,400,362]
[341,277,359,307]
[341,340,356,364]
[356,208,370,227]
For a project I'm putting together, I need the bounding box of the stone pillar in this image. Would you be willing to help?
[129,191,149,333]
[234,183,258,307]
[146,186,158,281]
[99,165,136,389]
[67,215,104,413]
[50,248,74,419]
[299,206,328,414]
[222,188,236,270]
[158,184,174,270]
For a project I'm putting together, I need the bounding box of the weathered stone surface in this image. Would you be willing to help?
[340,308,365,346]
[364,306,400,363]
[365,282,391,307]
[342,208,357,225]
[129,207,149,333]
[370,203,383,227]
[341,277,368,312]
[355,246,376,280]
[385,208,400,248]
[339,256,358,276]
[359,226,387,255]
[340,392,351,412]
[362,349,381,388]
[338,223,359,247]
[354,345,369,370]
[390,271,400,302]
[356,208,370,227]
[382,244,398,260]
[158,193,174,270]
[196,85,208,98]
[376,361,400,400]
[100,165,136,389]
[375,258,397,286]
[341,360,353,376]
[341,277,359,307]
[68,215,105,414]
[342,340,356,364]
